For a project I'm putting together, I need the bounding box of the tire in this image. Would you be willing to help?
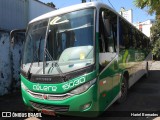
[117,76,128,103]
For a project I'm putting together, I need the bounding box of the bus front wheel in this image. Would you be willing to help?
[117,76,128,103]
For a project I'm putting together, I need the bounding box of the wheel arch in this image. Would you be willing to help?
[121,70,129,89]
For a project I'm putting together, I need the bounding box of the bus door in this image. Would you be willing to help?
[98,9,120,110]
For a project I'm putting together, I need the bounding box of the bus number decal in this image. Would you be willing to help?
[62,77,85,90]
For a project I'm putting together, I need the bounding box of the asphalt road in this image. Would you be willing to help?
[0,69,160,120]
[102,70,160,120]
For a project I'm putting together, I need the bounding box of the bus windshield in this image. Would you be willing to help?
[22,8,95,75]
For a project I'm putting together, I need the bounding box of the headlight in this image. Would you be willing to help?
[21,81,28,90]
[70,79,96,95]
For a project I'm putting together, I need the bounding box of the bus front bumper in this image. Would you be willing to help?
[21,84,99,117]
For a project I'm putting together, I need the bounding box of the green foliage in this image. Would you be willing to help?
[151,20,160,59]
[82,0,86,3]
[133,0,160,59]
[133,0,160,15]
[46,2,55,8]
[34,0,56,8]
[152,39,160,58]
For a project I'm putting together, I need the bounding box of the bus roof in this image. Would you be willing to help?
[29,1,114,24]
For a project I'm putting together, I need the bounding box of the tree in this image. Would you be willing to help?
[150,20,160,59]
[133,0,160,59]
[46,2,55,8]
[133,0,160,15]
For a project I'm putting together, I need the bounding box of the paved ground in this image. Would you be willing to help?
[0,61,160,120]
[150,61,160,70]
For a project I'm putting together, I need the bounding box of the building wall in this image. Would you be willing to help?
[0,31,12,95]
[119,7,133,23]
[0,0,55,30]
[142,24,152,37]
[28,0,56,22]
[0,0,27,30]
[134,19,155,37]
[0,0,55,95]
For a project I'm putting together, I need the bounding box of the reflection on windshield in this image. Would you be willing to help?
[23,20,48,64]
[22,8,95,75]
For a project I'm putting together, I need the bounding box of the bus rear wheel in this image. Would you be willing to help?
[117,76,128,103]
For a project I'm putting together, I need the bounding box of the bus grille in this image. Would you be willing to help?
[30,101,69,112]
[27,90,72,100]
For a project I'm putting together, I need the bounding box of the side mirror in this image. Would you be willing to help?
[10,29,26,47]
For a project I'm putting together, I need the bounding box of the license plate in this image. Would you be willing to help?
[41,109,56,116]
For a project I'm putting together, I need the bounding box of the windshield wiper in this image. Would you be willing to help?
[27,35,43,79]
[38,36,42,66]
[44,48,66,81]
[27,34,34,79]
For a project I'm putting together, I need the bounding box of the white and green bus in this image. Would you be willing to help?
[21,1,152,117]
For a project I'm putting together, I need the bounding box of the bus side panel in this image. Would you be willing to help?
[98,57,121,111]
[118,18,151,88]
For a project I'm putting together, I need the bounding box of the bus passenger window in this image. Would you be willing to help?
[99,9,117,68]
